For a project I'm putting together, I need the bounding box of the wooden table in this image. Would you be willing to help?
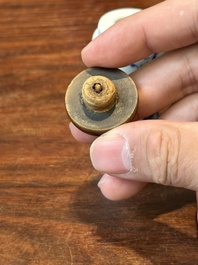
[0,0,197,264]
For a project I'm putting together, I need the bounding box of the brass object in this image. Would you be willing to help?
[65,67,138,136]
[82,75,117,113]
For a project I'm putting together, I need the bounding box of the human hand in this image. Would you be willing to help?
[69,0,198,202]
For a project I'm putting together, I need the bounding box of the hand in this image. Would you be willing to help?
[69,0,198,203]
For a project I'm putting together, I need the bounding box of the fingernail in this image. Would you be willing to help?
[90,133,132,174]
[98,174,109,188]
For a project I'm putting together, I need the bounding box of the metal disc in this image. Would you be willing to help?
[65,67,138,135]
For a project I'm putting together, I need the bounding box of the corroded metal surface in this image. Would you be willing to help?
[65,67,138,135]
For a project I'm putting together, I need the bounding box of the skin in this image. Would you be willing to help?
[69,0,198,211]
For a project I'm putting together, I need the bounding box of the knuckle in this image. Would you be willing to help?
[146,126,181,186]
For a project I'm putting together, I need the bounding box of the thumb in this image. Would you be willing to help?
[90,120,198,191]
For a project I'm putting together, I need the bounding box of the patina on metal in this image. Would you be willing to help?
[65,67,138,135]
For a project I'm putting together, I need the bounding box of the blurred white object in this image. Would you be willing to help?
[92,8,159,74]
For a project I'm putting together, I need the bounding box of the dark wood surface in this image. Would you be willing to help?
[0,0,198,264]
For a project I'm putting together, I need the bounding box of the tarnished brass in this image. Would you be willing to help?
[65,67,138,136]
[82,75,117,113]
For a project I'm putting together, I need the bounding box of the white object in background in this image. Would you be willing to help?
[92,8,159,74]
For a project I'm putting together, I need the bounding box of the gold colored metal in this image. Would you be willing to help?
[65,67,138,136]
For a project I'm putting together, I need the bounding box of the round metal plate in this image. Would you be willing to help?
[65,67,138,135]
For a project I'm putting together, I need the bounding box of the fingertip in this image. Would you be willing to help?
[90,132,132,174]
[69,122,97,144]
[81,40,97,67]
[81,31,120,68]
[81,45,89,66]
[98,174,146,201]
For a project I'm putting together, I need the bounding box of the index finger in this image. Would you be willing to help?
[82,0,198,68]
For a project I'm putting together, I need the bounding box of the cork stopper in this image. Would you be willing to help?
[82,76,117,112]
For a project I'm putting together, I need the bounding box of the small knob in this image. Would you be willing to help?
[82,76,117,113]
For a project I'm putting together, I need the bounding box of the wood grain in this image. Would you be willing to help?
[0,0,197,264]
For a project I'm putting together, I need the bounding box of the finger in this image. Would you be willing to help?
[70,44,198,141]
[69,123,97,144]
[70,44,198,143]
[90,120,198,191]
[160,93,198,121]
[98,173,146,201]
[82,0,198,68]
[69,89,198,143]
[132,44,198,118]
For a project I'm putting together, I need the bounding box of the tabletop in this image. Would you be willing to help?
[0,0,198,264]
